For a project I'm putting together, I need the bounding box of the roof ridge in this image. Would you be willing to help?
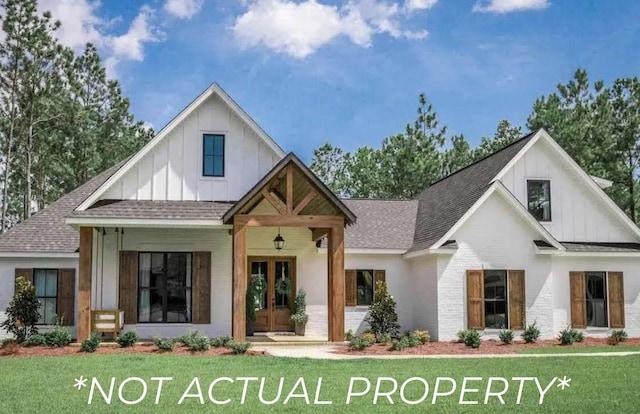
[420,129,540,191]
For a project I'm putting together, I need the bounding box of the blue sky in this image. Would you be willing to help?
[40,0,640,161]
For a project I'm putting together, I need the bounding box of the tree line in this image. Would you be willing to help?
[311,69,640,224]
[0,0,152,231]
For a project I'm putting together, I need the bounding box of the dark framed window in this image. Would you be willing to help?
[527,180,551,221]
[356,270,374,306]
[138,253,192,323]
[34,269,58,325]
[484,270,507,329]
[586,272,608,327]
[203,134,224,177]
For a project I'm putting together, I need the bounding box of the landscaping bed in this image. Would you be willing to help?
[337,337,640,355]
[0,343,267,358]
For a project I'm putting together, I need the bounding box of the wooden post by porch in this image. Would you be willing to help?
[77,227,93,342]
[328,222,345,342]
[232,221,247,341]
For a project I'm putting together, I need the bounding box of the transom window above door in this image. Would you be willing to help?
[527,180,551,221]
[203,134,224,177]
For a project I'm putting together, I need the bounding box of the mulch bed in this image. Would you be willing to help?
[336,337,640,356]
[0,343,267,358]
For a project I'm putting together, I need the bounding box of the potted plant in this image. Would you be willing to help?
[246,276,258,337]
[290,288,309,336]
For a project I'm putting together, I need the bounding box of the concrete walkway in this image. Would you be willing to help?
[253,345,640,360]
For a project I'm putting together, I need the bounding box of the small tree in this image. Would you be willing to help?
[2,276,40,342]
[365,281,400,342]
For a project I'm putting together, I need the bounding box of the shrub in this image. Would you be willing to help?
[153,337,175,352]
[611,329,628,343]
[414,330,430,344]
[558,327,576,345]
[403,331,422,347]
[1,276,40,343]
[349,336,373,351]
[499,328,514,345]
[572,329,585,343]
[290,288,309,325]
[80,333,101,353]
[1,338,17,348]
[457,329,471,343]
[361,332,376,345]
[116,331,139,348]
[45,325,72,347]
[177,330,201,346]
[463,329,481,349]
[211,335,234,348]
[24,333,47,347]
[344,329,355,341]
[522,322,541,344]
[365,281,400,342]
[390,336,412,351]
[228,341,252,355]
[186,335,211,352]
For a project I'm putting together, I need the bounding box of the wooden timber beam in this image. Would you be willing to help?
[292,189,316,215]
[311,228,330,242]
[327,222,345,342]
[232,220,247,342]
[286,164,294,214]
[234,214,344,228]
[77,227,93,342]
[261,188,287,215]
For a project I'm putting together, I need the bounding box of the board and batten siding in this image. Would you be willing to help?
[500,138,637,242]
[102,93,281,202]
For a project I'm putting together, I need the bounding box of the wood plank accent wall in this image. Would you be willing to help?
[119,251,139,325]
[192,252,212,324]
[77,227,93,342]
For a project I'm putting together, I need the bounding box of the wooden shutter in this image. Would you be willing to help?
[608,272,625,328]
[15,268,34,285]
[345,270,357,306]
[119,251,138,324]
[466,270,485,329]
[57,269,75,326]
[569,272,586,329]
[192,251,212,324]
[508,270,525,330]
[374,270,386,286]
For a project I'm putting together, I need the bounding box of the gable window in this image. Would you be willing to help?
[203,134,224,177]
[138,253,192,323]
[569,271,625,329]
[34,269,58,325]
[527,180,551,221]
[345,269,386,306]
[467,269,525,330]
[484,270,507,329]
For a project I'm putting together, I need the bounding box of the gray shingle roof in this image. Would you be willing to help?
[71,200,234,220]
[409,130,538,252]
[0,161,126,253]
[341,199,418,250]
[561,242,640,253]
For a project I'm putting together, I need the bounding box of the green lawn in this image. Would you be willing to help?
[519,345,640,354]
[1,354,639,413]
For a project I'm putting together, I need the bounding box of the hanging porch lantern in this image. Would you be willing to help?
[273,227,285,250]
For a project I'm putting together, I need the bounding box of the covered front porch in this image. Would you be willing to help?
[70,154,356,343]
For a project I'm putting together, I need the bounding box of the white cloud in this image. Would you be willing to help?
[232,0,431,59]
[164,0,204,19]
[472,0,550,14]
[38,0,104,51]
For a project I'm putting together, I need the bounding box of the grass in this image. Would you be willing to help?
[519,345,640,354]
[1,354,639,413]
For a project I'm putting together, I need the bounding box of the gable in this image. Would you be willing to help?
[79,84,285,207]
[500,134,640,243]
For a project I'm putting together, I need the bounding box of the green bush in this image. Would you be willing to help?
[348,336,373,351]
[522,322,541,344]
[24,333,47,347]
[186,335,211,352]
[290,288,309,325]
[572,329,585,343]
[365,281,400,342]
[611,329,627,342]
[80,333,101,353]
[463,329,481,348]
[1,276,40,342]
[456,329,469,343]
[414,330,430,344]
[1,338,17,348]
[228,341,252,355]
[404,331,422,347]
[361,332,376,345]
[153,337,175,352]
[45,325,72,347]
[499,328,514,345]
[390,336,412,351]
[558,327,576,345]
[344,329,355,341]
[210,335,234,348]
[116,331,139,348]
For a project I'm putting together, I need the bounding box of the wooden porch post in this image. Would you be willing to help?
[328,221,345,342]
[232,220,247,341]
[77,227,93,342]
